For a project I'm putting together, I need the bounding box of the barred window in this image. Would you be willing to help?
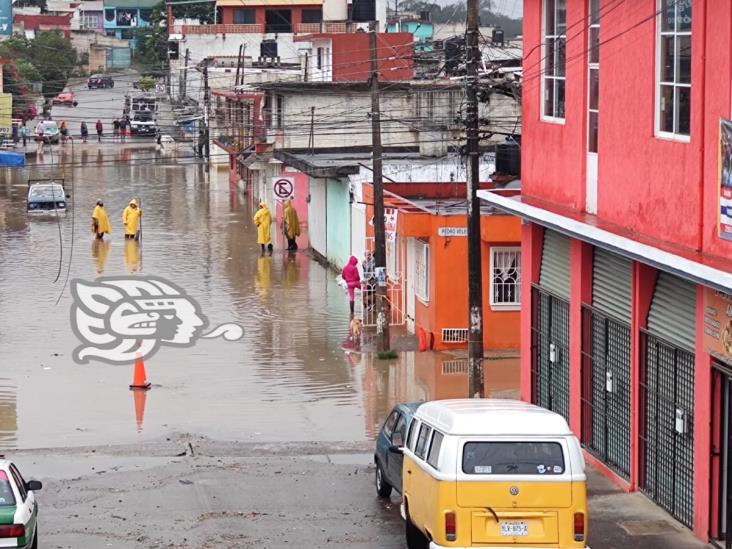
[490,247,521,309]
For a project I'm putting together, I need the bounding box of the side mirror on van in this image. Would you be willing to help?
[389,432,404,454]
[388,445,403,455]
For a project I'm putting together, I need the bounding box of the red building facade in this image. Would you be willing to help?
[479,0,732,543]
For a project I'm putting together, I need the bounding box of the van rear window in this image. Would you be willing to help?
[462,442,565,475]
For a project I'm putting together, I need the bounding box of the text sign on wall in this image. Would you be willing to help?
[0,0,11,36]
[703,287,732,360]
[370,208,398,242]
[437,227,468,237]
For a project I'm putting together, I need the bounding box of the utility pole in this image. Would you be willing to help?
[181,48,190,102]
[202,61,211,165]
[369,24,390,352]
[465,0,484,398]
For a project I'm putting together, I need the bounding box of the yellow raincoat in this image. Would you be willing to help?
[123,199,142,237]
[253,202,272,245]
[92,204,111,238]
[283,200,301,239]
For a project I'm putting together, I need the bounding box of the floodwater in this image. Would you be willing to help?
[0,147,518,450]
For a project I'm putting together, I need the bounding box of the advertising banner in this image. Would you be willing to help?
[719,119,732,240]
[703,286,732,361]
[0,94,12,137]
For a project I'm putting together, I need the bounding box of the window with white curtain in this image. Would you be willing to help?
[490,247,521,309]
[415,240,429,302]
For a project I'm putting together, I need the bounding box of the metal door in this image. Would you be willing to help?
[539,230,571,300]
[581,250,632,478]
[532,286,570,422]
[640,332,695,528]
[405,238,416,333]
[711,361,732,548]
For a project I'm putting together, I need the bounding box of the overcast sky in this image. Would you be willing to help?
[432,0,523,18]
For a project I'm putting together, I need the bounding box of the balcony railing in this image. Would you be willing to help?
[178,23,264,34]
[294,22,322,33]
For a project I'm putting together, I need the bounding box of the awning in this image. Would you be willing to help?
[477,190,732,294]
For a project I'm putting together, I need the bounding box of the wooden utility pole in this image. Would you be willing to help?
[466,0,484,397]
[181,48,190,102]
[369,24,390,352]
[202,61,211,164]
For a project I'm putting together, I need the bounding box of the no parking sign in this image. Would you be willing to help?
[272,177,295,201]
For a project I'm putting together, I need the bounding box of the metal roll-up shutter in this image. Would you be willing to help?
[592,250,632,323]
[539,230,571,299]
[647,273,697,351]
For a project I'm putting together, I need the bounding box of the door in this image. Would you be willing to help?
[712,362,732,548]
[387,413,408,491]
[406,238,416,333]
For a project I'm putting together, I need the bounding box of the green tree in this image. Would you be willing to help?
[173,3,216,24]
[30,30,77,98]
[133,2,168,76]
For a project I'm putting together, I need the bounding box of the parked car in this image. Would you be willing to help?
[398,399,588,549]
[0,459,42,548]
[52,90,77,107]
[130,112,156,135]
[87,74,114,89]
[35,121,60,144]
[27,180,68,215]
[374,402,421,498]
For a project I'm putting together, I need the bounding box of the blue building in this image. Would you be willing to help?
[386,16,433,53]
[103,0,157,45]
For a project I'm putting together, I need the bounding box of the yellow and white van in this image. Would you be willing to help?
[399,399,588,549]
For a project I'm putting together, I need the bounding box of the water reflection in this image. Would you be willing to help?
[0,380,17,449]
[91,239,111,274]
[123,239,140,273]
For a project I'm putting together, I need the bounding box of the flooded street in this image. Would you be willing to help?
[0,145,516,451]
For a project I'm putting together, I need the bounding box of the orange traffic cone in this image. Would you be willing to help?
[129,353,151,390]
[132,389,147,433]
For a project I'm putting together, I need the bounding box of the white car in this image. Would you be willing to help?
[0,459,41,548]
[27,182,67,215]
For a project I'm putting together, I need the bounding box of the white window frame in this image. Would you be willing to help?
[655,0,692,142]
[541,0,566,123]
[415,240,429,303]
[489,247,521,310]
[587,0,599,154]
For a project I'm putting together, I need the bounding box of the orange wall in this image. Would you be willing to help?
[408,213,521,351]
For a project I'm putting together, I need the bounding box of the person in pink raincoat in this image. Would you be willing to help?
[342,256,361,317]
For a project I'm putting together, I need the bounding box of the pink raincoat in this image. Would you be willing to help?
[342,256,361,302]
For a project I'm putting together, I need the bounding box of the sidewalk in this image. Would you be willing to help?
[587,466,710,549]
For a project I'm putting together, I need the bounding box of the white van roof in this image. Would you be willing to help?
[414,399,573,437]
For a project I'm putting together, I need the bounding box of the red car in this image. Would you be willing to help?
[52,90,77,106]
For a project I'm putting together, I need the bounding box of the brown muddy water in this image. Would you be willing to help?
[0,148,518,450]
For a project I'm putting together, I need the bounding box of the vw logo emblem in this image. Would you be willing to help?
[509,486,519,496]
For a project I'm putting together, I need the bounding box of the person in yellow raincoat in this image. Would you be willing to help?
[282,200,301,251]
[253,201,273,255]
[91,200,111,240]
[123,198,142,240]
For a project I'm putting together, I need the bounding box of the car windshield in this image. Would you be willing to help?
[0,471,16,506]
[134,113,153,122]
[43,123,59,132]
[29,184,64,199]
[462,441,565,475]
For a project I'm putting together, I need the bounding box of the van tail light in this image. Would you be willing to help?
[445,511,456,541]
[0,524,25,538]
[573,512,585,542]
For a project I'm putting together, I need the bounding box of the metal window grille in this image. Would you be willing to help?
[580,306,631,479]
[639,330,695,528]
[491,247,521,307]
[531,285,570,423]
[442,360,469,375]
[442,328,469,344]
[415,240,429,302]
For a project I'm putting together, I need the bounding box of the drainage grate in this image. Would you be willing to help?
[619,520,680,536]
[442,360,468,374]
[442,328,469,343]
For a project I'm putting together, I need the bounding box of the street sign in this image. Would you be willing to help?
[272,177,295,201]
[437,227,468,237]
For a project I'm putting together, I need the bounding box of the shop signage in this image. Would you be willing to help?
[703,287,732,360]
[719,119,732,241]
[438,227,468,237]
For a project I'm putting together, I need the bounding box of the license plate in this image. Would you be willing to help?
[500,521,528,536]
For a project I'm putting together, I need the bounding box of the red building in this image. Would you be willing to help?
[14,13,73,37]
[479,0,732,543]
[295,32,414,81]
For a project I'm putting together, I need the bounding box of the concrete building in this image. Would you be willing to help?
[386,14,434,52]
[103,0,156,42]
[479,0,732,544]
